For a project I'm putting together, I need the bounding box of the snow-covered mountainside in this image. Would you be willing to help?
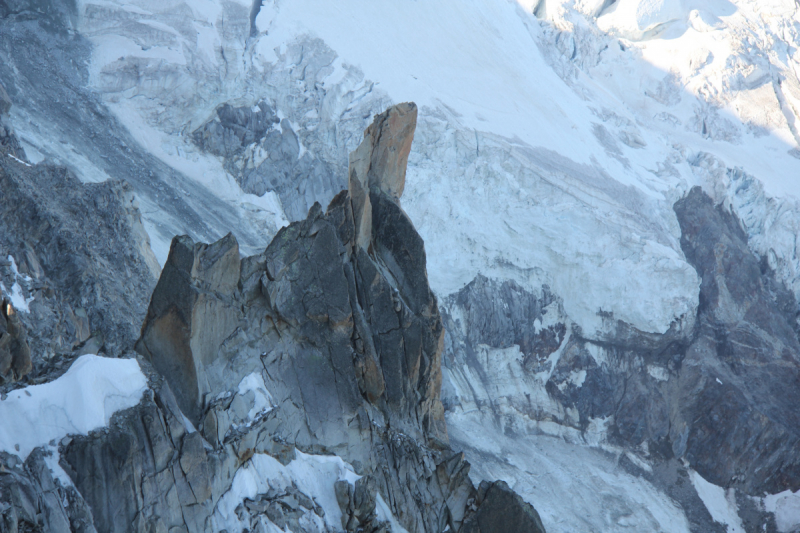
[1,0,800,531]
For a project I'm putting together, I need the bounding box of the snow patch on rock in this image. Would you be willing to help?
[764,489,800,533]
[211,451,360,533]
[0,255,34,313]
[236,371,274,423]
[689,469,746,533]
[0,354,148,459]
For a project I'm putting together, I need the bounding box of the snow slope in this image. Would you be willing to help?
[0,354,148,459]
[448,412,692,533]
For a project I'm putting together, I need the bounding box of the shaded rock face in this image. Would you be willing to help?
[0,300,31,383]
[0,126,159,387]
[335,475,387,532]
[192,99,342,222]
[671,186,800,493]
[0,82,10,116]
[461,481,546,533]
[0,82,25,173]
[0,449,97,533]
[452,275,564,370]
[61,376,222,533]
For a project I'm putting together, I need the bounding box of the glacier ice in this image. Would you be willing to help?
[64,0,800,342]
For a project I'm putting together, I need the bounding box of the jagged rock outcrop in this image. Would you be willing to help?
[0,300,31,383]
[0,118,159,388]
[60,371,223,533]
[671,186,800,493]
[50,103,544,533]
[461,481,546,533]
[0,449,97,533]
[335,475,387,532]
[349,102,417,202]
[135,234,242,425]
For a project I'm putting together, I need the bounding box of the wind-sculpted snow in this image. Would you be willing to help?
[0,354,147,459]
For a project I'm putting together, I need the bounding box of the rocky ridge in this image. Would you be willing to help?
[0,85,159,388]
[0,102,545,533]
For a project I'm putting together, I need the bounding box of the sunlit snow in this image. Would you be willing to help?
[0,354,148,460]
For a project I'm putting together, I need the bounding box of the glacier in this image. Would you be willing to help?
[59,0,800,340]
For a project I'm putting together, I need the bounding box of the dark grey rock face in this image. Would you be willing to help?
[0,130,159,390]
[335,475,388,532]
[0,153,159,373]
[0,299,31,384]
[0,82,10,116]
[461,480,546,533]
[672,186,800,493]
[60,376,220,533]
[0,111,171,531]
[193,101,279,160]
[192,99,343,222]
[452,275,563,369]
[0,449,97,533]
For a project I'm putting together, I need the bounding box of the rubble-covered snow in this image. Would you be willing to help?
[212,450,408,533]
[0,354,148,459]
[764,489,800,533]
[211,451,360,533]
[448,411,692,533]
